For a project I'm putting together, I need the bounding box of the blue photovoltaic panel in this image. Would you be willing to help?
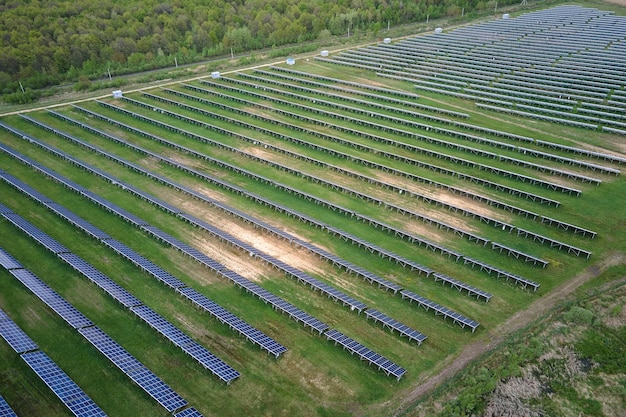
[0,309,38,354]
[43,202,112,240]
[21,351,108,417]
[130,305,191,348]
[176,287,287,358]
[0,395,17,417]
[78,327,196,414]
[0,247,22,270]
[126,367,187,412]
[174,407,204,417]
[364,309,427,345]
[0,201,14,214]
[9,269,93,330]
[400,290,480,332]
[325,329,406,380]
[130,305,240,384]
[57,253,141,308]
[78,326,144,375]
[181,344,240,383]
[2,213,71,255]
[100,239,185,289]
[0,173,54,204]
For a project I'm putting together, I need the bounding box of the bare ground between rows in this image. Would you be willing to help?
[384,250,626,417]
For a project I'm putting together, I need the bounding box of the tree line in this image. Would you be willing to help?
[0,0,516,103]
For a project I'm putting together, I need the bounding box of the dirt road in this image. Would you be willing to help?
[391,251,626,416]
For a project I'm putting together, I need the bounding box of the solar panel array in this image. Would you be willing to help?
[2,8,621,397]
[0,197,240,385]
[0,120,437,346]
[364,309,427,345]
[27,113,485,334]
[78,326,188,413]
[131,305,241,383]
[53,107,494,300]
[0,303,107,417]
[320,5,626,132]
[0,144,286,358]
[175,83,562,208]
[400,290,480,332]
[0,147,408,381]
[45,104,494,312]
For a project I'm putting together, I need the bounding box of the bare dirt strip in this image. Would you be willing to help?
[389,251,626,416]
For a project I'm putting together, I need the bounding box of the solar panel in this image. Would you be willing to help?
[21,351,107,417]
[174,407,204,417]
[43,202,112,240]
[57,253,142,308]
[9,269,93,330]
[0,173,54,204]
[130,305,240,383]
[0,309,39,354]
[176,287,287,357]
[0,247,22,270]
[324,329,406,380]
[125,366,188,412]
[0,395,17,417]
[364,309,427,345]
[100,239,186,289]
[78,326,144,374]
[0,201,14,215]
[2,213,71,255]
[400,290,480,331]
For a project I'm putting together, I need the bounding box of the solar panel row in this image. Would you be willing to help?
[364,309,427,345]
[9,268,94,329]
[131,305,240,383]
[325,329,407,381]
[0,301,107,417]
[21,351,108,417]
[77,326,189,412]
[177,287,287,358]
[0,246,195,415]
[400,290,480,332]
[0,307,39,354]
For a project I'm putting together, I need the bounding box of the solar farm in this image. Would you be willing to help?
[1,4,626,416]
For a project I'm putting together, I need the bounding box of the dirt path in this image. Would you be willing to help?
[391,251,626,416]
